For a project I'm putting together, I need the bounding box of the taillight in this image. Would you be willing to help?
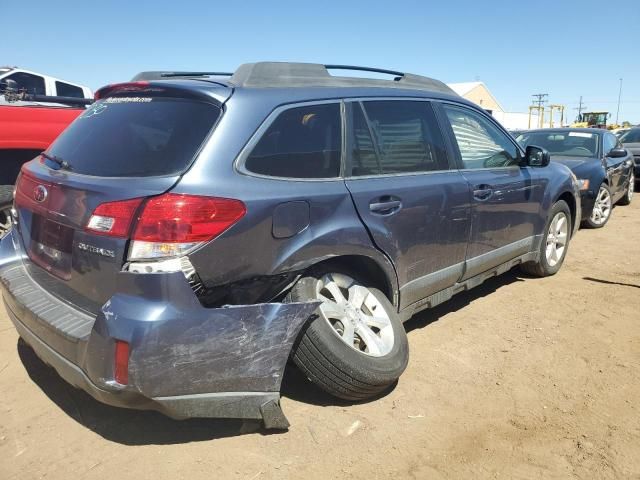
[129,194,246,259]
[114,340,129,385]
[86,198,143,238]
[86,193,246,260]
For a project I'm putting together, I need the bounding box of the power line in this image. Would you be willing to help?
[531,93,548,109]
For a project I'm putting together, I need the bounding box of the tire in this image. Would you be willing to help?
[0,185,13,239]
[287,265,409,401]
[583,183,612,229]
[520,199,571,277]
[617,172,634,206]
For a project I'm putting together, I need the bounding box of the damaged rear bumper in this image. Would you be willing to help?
[0,229,318,428]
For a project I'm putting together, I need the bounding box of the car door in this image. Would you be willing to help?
[603,132,631,199]
[438,102,545,280]
[344,100,471,310]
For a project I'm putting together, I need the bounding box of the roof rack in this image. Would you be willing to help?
[229,62,456,94]
[131,63,456,95]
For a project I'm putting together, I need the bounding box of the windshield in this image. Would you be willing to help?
[516,131,599,157]
[47,96,221,177]
[620,129,640,144]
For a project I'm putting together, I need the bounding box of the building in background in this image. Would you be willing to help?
[448,81,539,131]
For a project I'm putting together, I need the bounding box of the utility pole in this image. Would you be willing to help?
[616,78,622,125]
[531,93,548,109]
[531,94,548,128]
[574,96,586,122]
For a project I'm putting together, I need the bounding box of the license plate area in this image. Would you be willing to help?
[28,215,74,280]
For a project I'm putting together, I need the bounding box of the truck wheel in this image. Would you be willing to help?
[583,183,612,228]
[521,200,571,277]
[287,266,408,401]
[0,185,13,238]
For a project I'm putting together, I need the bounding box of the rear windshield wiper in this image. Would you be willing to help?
[41,152,71,170]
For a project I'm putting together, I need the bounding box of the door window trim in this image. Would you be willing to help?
[433,100,527,172]
[343,97,456,180]
[234,99,346,182]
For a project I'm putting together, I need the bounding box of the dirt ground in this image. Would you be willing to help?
[1,201,639,480]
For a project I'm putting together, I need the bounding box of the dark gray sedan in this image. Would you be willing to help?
[517,128,635,228]
[619,128,640,178]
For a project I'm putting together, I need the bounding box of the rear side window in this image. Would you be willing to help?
[55,81,84,98]
[351,100,448,176]
[47,97,220,177]
[245,103,341,178]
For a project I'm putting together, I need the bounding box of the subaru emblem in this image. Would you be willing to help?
[34,185,48,203]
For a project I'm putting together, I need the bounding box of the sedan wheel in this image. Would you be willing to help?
[589,185,612,226]
[545,211,568,268]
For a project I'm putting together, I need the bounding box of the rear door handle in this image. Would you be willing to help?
[473,185,493,201]
[369,198,402,215]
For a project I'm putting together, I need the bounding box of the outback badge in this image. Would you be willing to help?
[77,242,116,258]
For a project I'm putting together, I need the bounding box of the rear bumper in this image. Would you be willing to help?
[0,229,317,427]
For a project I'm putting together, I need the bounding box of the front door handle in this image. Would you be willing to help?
[369,197,402,215]
[473,185,493,201]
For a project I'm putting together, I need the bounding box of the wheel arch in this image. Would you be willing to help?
[556,190,577,236]
[299,254,399,308]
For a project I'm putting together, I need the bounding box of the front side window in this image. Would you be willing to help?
[4,72,46,95]
[55,81,84,98]
[443,105,520,168]
[350,100,448,176]
[603,133,620,155]
[245,103,341,178]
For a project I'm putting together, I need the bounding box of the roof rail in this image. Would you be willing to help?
[131,63,457,95]
[130,71,233,81]
[228,62,456,95]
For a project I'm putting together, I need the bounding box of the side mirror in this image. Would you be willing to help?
[607,148,627,158]
[525,145,550,167]
[0,78,18,92]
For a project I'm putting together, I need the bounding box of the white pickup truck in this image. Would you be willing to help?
[0,66,92,99]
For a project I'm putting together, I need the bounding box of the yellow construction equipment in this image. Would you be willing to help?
[571,111,609,129]
[528,105,544,129]
[548,104,565,128]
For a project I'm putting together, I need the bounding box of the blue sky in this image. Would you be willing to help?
[4,0,640,123]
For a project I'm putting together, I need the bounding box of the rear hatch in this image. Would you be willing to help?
[14,83,228,314]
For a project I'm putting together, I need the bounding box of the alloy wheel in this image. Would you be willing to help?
[545,211,568,267]
[627,174,635,202]
[590,186,612,226]
[314,273,394,357]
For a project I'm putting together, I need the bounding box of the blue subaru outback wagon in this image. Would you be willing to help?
[0,62,580,428]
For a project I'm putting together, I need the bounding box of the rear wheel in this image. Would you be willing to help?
[584,183,612,228]
[0,185,13,238]
[521,200,571,277]
[617,172,634,206]
[287,266,408,401]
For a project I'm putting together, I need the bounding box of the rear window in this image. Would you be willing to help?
[47,97,221,177]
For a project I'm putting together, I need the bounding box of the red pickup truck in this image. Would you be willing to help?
[0,93,91,236]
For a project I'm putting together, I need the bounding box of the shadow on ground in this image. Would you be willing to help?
[17,270,524,445]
